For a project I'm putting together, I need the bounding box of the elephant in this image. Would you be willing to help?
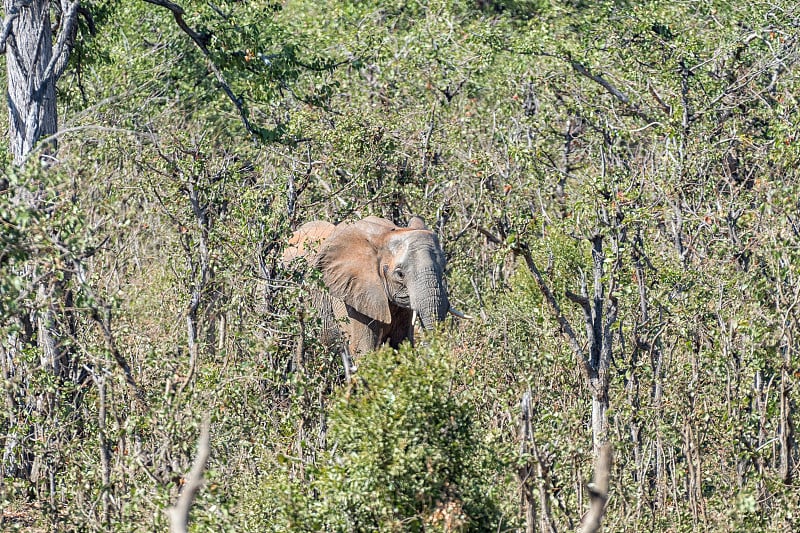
[283,216,464,365]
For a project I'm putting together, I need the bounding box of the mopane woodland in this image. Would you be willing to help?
[1,1,799,531]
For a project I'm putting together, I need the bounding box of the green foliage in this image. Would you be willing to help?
[3,0,800,531]
[249,343,505,532]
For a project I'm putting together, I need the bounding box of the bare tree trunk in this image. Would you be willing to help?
[590,397,608,457]
[0,0,80,482]
[579,443,613,533]
[565,235,617,455]
[514,231,618,532]
[4,0,57,163]
[516,231,618,460]
[167,419,211,533]
[2,0,79,164]
[518,391,557,533]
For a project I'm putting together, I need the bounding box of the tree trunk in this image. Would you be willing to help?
[590,394,608,457]
[4,0,58,163]
[0,0,80,481]
[779,366,795,484]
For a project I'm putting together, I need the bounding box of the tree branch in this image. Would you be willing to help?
[77,5,95,34]
[569,59,655,124]
[579,442,613,533]
[475,224,504,245]
[565,289,591,313]
[46,1,81,83]
[567,285,599,366]
[168,419,212,533]
[143,0,258,139]
[517,243,592,384]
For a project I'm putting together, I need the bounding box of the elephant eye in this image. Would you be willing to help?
[394,268,404,279]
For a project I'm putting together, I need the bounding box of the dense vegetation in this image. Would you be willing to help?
[1,0,799,531]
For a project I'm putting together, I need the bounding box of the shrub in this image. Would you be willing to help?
[254,342,504,532]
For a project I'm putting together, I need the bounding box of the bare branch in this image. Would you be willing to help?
[142,0,259,139]
[569,59,655,123]
[168,419,212,533]
[77,5,95,34]
[473,224,504,245]
[579,442,613,533]
[46,1,80,83]
[565,290,591,312]
[142,0,206,51]
[516,244,592,383]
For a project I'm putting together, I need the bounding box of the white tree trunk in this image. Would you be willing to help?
[0,0,79,481]
[3,0,59,163]
[591,394,608,457]
[2,0,80,164]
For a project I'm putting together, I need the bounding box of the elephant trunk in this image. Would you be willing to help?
[411,272,449,330]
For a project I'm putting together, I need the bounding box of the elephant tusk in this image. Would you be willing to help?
[449,306,473,320]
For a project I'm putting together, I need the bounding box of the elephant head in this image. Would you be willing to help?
[286,215,459,358]
[316,216,450,333]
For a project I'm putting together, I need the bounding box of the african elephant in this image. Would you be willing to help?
[283,216,463,361]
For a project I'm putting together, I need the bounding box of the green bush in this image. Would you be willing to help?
[251,342,504,532]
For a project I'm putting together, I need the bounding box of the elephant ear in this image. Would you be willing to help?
[282,221,336,264]
[407,216,428,230]
[315,220,393,324]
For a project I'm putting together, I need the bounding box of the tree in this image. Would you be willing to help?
[1,0,79,164]
[0,0,86,484]
[0,0,335,504]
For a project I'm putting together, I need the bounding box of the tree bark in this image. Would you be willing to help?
[0,0,80,482]
[4,0,56,163]
[579,443,613,533]
[167,420,211,533]
[2,0,78,164]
